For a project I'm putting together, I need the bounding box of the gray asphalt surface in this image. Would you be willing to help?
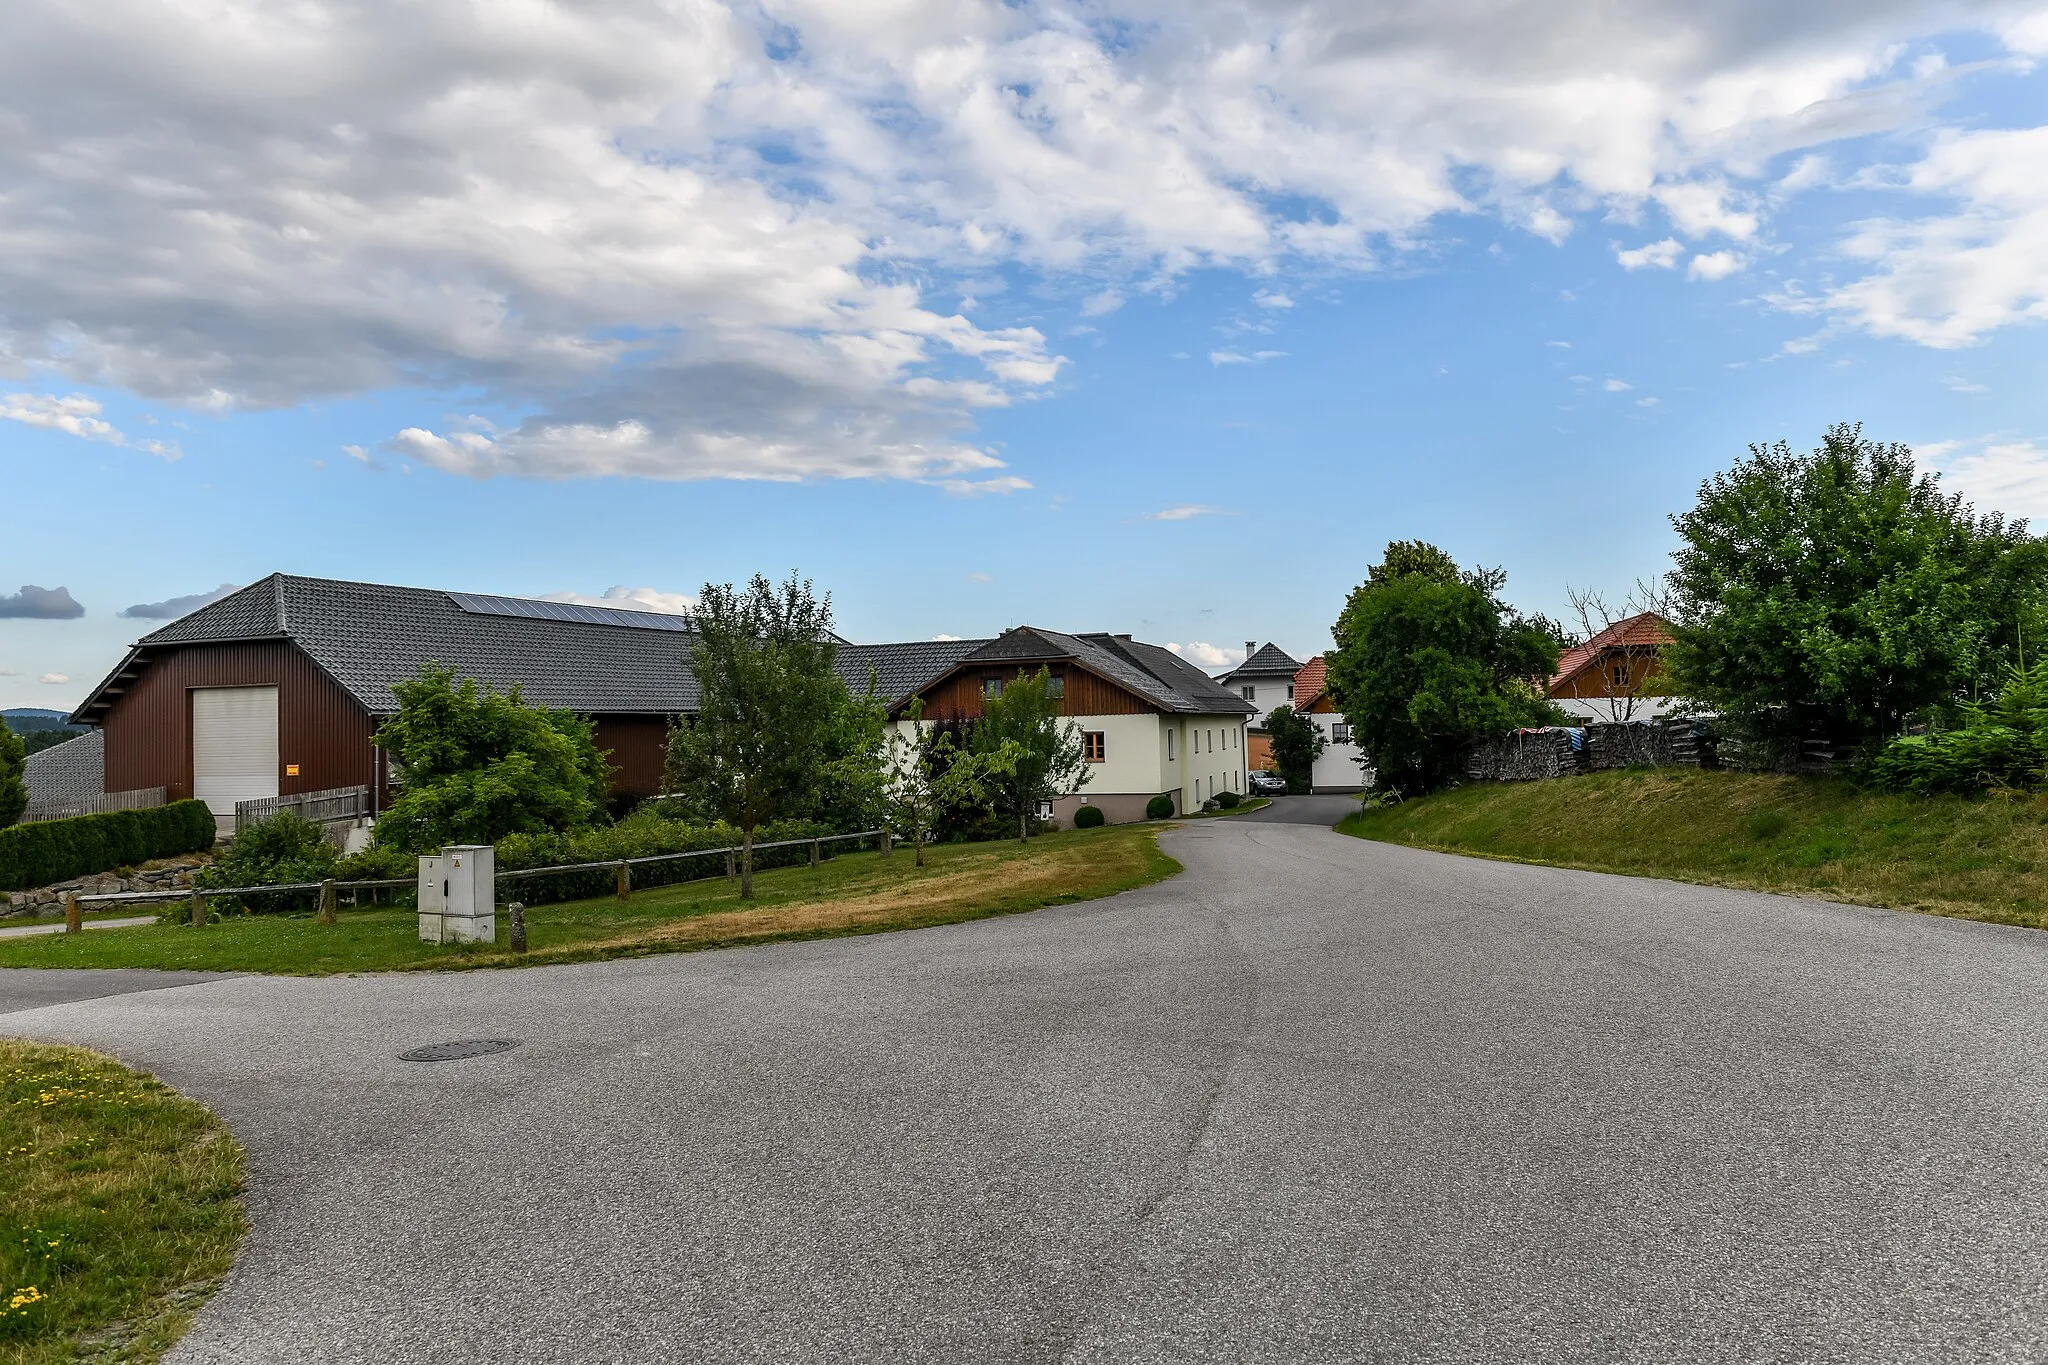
[5,821,2045,1363]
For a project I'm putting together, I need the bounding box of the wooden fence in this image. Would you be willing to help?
[21,786,167,825]
[235,785,371,836]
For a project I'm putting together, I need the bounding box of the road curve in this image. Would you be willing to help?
[5,820,2044,1363]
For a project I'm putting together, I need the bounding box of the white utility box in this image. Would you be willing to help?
[417,852,445,943]
[416,845,496,944]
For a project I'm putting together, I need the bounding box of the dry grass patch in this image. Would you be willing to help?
[0,1042,245,1365]
[1342,768,2048,929]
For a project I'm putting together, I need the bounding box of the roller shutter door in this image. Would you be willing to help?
[192,686,279,831]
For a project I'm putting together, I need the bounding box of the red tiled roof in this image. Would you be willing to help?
[1293,656,1327,709]
[1548,612,1673,692]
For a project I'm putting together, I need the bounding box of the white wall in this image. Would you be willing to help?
[888,711,1251,815]
[1306,712,1370,791]
[1232,677,1295,724]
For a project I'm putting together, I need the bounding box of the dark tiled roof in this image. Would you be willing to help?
[24,730,104,805]
[76,574,992,722]
[1217,642,1301,681]
[933,627,1256,716]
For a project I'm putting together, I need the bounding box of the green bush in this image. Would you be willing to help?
[1072,804,1105,828]
[0,800,215,892]
[1216,790,1242,809]
[1862,656,2048,795]
[1145,794,1175,820]
[495,811,836,906]
[196,812,339,912]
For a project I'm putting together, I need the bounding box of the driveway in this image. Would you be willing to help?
[5,822,2044,1363]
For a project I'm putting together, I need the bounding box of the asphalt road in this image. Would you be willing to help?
[5,819,2044,1363]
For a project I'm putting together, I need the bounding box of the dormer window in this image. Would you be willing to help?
[982,676,1004,700]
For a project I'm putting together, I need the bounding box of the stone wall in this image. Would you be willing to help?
[1467,718,1707,785]
[3,856,209,917]
[1466,728,1579,782]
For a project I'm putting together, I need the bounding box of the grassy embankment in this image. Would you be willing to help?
[1341,768,2048,930]
[0,824,1178,976]
[1184,798,1272,819]
[0,1043,244,1365]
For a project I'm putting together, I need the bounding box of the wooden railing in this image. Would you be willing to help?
[21,786,166,824]
[235,785,371,836]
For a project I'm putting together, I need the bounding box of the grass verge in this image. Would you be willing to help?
[1340,768,2048,929]
[0,825,1179,976]
[1,1043,244,1365]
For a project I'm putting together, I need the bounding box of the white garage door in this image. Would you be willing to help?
[192,686,279,831]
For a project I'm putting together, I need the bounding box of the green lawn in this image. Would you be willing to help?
[1341,768,2048,929]
[0,825,1179,976]
[0,1042,245,1365]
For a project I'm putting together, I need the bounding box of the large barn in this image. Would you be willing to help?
[69,573,1250,830]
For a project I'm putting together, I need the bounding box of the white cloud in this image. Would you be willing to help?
[1080,290,1124,317]
[1,393,179,459]
[965,572,992,583]
[1252,289,1294,309]
[1164,641,1239,668]
[1688,250,1746,280]
[1616,238,1683,271]
[1209,350,1285,366]
[0,0,2037,486]
[1945,375,1989,393]
[933,633,963,642]
[1637,396,1662,407]
[1604,378,1633,392]
[39,674,69,685]
[1800,126,2048,347]
[1146,505,1226,521]
[1546,340,1572,348]
[1923,435,2048,521]
[539,586,698,616]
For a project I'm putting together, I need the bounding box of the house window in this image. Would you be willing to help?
[1036,799,1055,821]
[1241,684,1255,701]
[1287,684,1295,701]
[1609,662,1630,689]
[1333,722,1352,743]
[982,676,1004,700]
[1166,729,1174,760]
[1047,674,1065,699]
[1083,731,1106,762]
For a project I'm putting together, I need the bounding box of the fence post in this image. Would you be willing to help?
[189,888,206,928]
[724,850,735,884]
[64,893,82,935]
[615,861,631,900]
[508,902,527,954]
[317,879,337,925]
[880,830,892,859]
[810,838,821,869]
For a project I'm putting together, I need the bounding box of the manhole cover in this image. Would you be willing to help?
[398,1039,520,1063]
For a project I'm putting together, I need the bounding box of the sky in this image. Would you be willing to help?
[4,0,2048,709]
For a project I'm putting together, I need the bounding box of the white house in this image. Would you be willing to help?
[1293,657,1370,793]
[888,627,1257,824]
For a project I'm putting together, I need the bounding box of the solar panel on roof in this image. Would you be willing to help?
[445,592,696,633]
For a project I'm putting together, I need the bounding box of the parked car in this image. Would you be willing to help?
[1248,770,1287,796]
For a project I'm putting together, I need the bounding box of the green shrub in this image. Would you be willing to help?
[0,800,216,892]
[1861,656,2048,795]
[494,811,836,906]
[1216,790,1242,809]
[196,812,339,912]
[1072,804,1105,828]
[1145,794,1175,820]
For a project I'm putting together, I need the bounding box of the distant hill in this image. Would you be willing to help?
[3,708,78,731]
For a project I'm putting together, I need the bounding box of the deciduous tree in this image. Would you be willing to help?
[1264,705,1324,794]
[663,573,846,897]
[0,725,26,827]
[971,668,1089,842]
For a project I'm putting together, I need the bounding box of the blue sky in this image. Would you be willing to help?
[4,2,2047,707]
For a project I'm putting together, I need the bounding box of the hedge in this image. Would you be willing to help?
[0,800,217,892]
[492,814,840,907]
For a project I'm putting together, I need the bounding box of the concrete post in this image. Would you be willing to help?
[317,879,337,925]
[64,893,82,935]
[615,861,630,900]
[880,830,892,859]
[810,838,821,868]
[189,888,206,928]
[724,850,736,883]
[508,902,527,954]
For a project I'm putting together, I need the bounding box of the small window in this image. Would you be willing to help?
[982,676,1004,700]
[1287,684,1295,701]
[1609,662,1629,689]
[1333,723,1353,743]
[1241,684,1255,701]
[1083,731,1106,762]
[1036,799,1055,821]
[1047,674,1065,699]
[1166,729,1174,760]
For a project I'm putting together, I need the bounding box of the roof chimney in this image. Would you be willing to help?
[1246,640,1256,660]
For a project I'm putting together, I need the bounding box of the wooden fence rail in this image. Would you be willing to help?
[21,786,166,825]
[234,785,371,836]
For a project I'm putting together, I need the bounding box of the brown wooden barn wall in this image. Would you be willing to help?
[915,664,1152,721]
[592,716,671,804]
[101,641,675,807]
[100,641,377,803]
